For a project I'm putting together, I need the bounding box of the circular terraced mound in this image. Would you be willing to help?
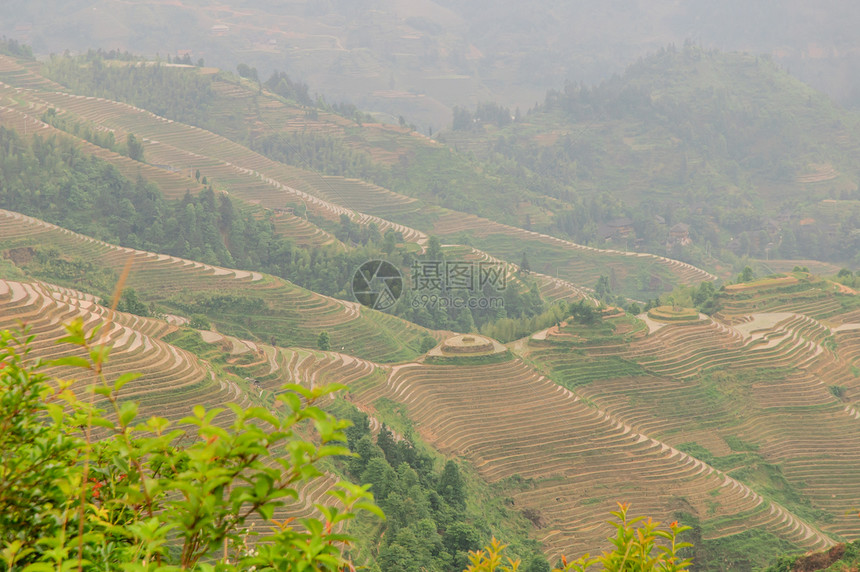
[442,334,494,354]
[647,305,701,323]
[427,333,507,357]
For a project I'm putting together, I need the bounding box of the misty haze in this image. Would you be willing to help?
[1,2,860,571]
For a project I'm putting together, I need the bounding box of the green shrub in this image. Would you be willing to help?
[0,320,380,570]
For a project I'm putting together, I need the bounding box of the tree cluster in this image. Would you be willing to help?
[43,55,216,129]
[0,36,33,59]
[343,410,493,572]
[253,131,384,181]
[452,103,513,131]
[263,70,313,106]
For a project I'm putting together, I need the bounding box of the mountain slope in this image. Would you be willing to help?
[0,209,430,362]
[5,0,860,127]
[0,53,718,299]
[442,46,860,266]
[0,271,848,569]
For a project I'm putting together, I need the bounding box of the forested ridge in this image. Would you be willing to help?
[44,54,217,129]
[445,45,860,269]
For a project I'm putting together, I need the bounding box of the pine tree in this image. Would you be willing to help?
[438,460,466,510]
[519,251,531,275]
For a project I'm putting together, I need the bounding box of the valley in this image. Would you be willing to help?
[3,42,860,571]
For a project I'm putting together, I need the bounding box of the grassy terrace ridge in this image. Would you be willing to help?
[438,243,593,303]
[208,71,442,169]
[724,275,800,292]
[715,272,854,321]
[8,84,427,247]
[0,52,720,299]
[530,311,648,349]
[0,208,430,363]
[430,208,716,299]
[0,96,209,202]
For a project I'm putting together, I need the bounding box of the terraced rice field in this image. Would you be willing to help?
[271,211,341,249]
[0,276,351,532]
[0,54,64,90]
[245,76,440,166]
[716,278,851,322]
[0,209,428,363]
[349,356,833,560]
[0,278,237,421]
[5,54,858,560]
[0,96,205,201]
[440,244,593,303]
[525,303,860,544]
[14,88,426,247]
[4,205,858,557]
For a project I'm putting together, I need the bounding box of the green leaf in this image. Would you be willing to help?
[91,417,115,429]
[281,392,302,413]
[281,383,313,398]
[118,400,138,426]
[114,372,142,391]
[89,344,111,365]
[145,416,170,433]
[46,355,91,369]
[353,501,385,519]
[22,563,54,572]
[255,474,273,498]
[259,502,275,521]
[44,403,64,425]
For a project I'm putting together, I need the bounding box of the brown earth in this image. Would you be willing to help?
[792,543,846,571]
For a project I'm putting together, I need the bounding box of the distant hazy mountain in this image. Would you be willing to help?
[3,1,860,128]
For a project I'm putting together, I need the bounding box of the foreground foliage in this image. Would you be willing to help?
[0,320,380,570]
[465,504,692,572]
